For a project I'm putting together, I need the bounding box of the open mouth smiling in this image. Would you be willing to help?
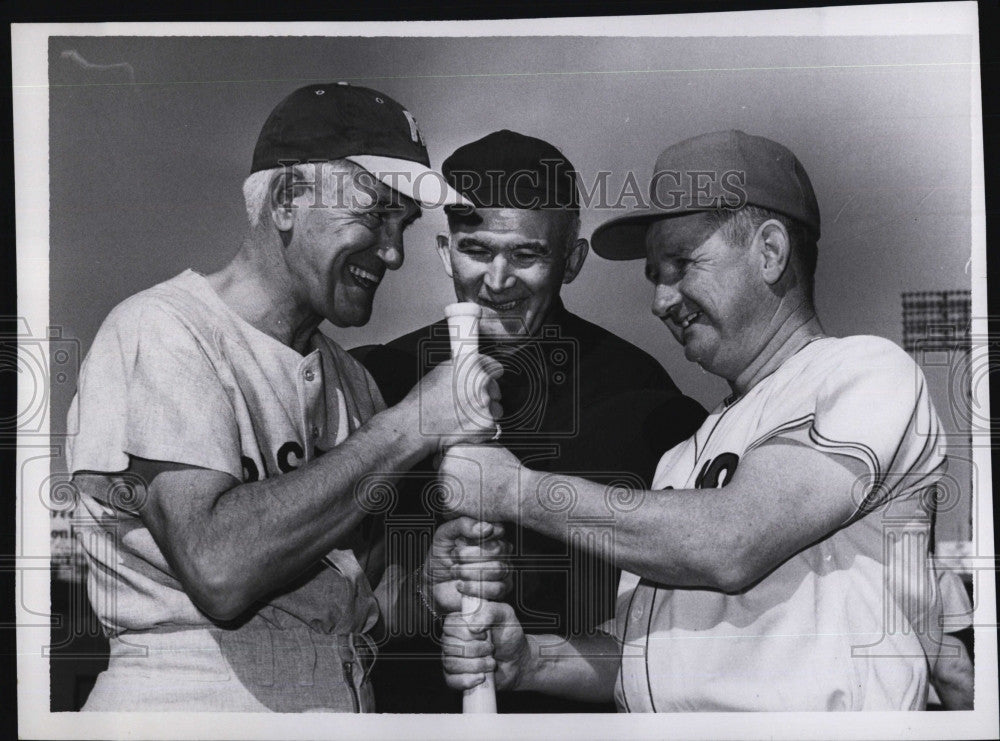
[347,265,382,291]
[479,297,523,312]
[674,311,701,330]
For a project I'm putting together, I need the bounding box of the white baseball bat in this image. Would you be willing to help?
[444,301,498,714]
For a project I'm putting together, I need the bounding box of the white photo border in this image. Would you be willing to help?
[13,3,997,739]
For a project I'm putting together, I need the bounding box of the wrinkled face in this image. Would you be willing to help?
[282,163,421,327]
[644,212,767,380]
[437,208,578,338]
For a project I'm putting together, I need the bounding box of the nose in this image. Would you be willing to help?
[483,255,515,293]
[376,228,404,271]
[651,282,682,320]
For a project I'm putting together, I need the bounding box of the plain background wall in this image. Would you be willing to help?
[48,33,976,538]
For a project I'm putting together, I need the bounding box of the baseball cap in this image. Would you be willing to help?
[251,82,469,208]
[592,130,820,260]
[441,129,579,211]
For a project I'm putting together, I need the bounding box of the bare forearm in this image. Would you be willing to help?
[512,444,862,592]
[162,406,429,615]
[516,633,620,704]
[517,469,733,589]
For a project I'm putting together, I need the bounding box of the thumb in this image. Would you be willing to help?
[463,519,494,539]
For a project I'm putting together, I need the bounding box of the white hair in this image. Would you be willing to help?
[242,161,366,227]
[242,168,277,227]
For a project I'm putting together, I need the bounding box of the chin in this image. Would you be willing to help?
[328,304,373,328]
[478,323,512,339]
[480,317,530,339]
[683,342,711,366]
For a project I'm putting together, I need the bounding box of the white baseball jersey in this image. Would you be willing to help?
[67,269,386,711]
[613,336,947,712]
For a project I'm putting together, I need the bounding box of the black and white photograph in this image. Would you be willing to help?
[10,4,998,739]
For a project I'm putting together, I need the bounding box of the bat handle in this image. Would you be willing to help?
[461,593,498,713]
[445,302,498,713]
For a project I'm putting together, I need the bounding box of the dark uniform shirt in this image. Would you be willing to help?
[351,299,706,713]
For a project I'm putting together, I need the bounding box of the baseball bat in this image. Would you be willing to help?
[444,301,498,714]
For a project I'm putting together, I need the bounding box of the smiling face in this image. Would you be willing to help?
[436,208,586,338]
[644,211,772,381]
[280,162,421,328]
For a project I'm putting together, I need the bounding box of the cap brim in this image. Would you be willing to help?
[591,209,672,261]
[345,155,472,209]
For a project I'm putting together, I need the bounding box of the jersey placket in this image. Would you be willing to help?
[297,351,325,459]
[619,576,657,712]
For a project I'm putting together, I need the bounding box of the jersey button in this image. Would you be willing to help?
[304,369,315,382]
[632,607,643,620]
[311,426,320,439]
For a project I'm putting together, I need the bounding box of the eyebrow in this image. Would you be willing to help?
[371,195,406,210]
[649,242,692,264]
[456,237,549,254]
[370,196,422,223]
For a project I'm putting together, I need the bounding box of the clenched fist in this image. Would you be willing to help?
[437,444,524,523]
[400,356,504,450]
[421,517,511,614]
[441,600,529,693]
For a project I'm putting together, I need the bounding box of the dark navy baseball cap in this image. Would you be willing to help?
[252,82,469,208]
[442,129,579,211]
[592,130,820,260]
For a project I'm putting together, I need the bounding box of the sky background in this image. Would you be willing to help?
[47,33,976,536]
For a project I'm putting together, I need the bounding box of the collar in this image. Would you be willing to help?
[723,333,829,407]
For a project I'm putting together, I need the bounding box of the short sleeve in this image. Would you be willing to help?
[68,298,242,481]
[768,337,946,515]
[937,568,973,633]
[365,366,388,414]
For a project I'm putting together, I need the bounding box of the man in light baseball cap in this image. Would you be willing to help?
[439,130,969,711]
[65,82,506,713]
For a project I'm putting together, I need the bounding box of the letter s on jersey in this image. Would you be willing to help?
[242,440,311,482]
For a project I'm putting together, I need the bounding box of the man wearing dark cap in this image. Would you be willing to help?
[353,130,705,713]
[438,130,960,711]
[64,83,510,712]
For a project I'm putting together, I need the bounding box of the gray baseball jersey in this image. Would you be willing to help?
[613,336,948,711]
[68,269,386,711]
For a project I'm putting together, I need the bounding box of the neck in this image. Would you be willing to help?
[730,301,824,396]
[205,233,321,353]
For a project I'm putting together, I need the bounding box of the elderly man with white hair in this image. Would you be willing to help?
[66,83,508,712]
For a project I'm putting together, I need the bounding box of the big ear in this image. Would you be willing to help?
[269,169,299,232]
[435,233,455,278]
[562,238,590,285]
[756,220,790,285]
